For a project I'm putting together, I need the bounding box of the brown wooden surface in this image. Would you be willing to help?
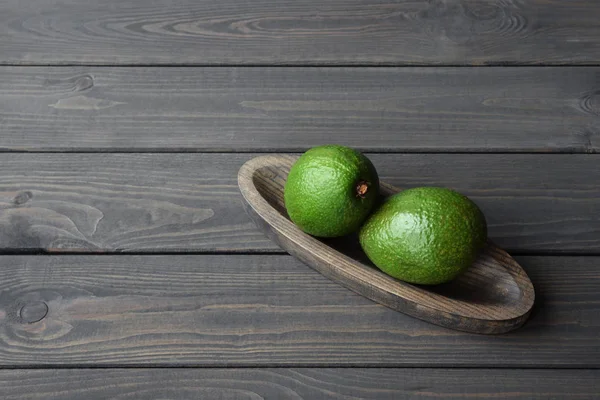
[1,153,599,254]
[0,67,598,153]
[2,0,600,65]
[239,154,534,334]
[0,254,597,367]
[1,368,599,399]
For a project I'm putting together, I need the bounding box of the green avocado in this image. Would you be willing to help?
[359,187,487,285]
[284,145,379,237]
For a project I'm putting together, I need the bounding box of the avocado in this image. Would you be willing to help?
[284,145,379,237]
[359,187,487,285]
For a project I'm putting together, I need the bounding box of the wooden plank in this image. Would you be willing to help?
[1,0,600,65]
[0,254,598,367]
[1,368,599,399]
[1,153,599,253]
[0,67,598,153]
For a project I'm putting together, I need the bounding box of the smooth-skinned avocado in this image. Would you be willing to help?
[359,187,487,285]
[284,145,379,237]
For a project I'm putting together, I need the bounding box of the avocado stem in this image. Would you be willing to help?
[356,181,369,198]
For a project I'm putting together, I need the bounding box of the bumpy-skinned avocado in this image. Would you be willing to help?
[284,145,379,237]
[359,187,487,285]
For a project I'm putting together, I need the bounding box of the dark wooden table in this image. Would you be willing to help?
[1,1,600,398]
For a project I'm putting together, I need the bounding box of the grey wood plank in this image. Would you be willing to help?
[0,67,598,153]
[1,153,599,253]
[0,255,598,366]
[1,0,600,65]
[1,368,599,399]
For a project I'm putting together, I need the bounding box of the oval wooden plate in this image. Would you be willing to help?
[238,155,535,334]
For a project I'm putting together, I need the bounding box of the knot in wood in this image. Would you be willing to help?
[19,301,48,324]
[13,191,32,206]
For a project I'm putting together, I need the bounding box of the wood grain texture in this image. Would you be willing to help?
[1,153,599,253]
[1,368,599,399]
[239,154,535,334]
[0,67,598,152]
[0,153,267,252]
[1,0,600,65]
[0,254,597,367]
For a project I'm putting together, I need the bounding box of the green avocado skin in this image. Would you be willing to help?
[284,145,379,238]
[359,187,487,285]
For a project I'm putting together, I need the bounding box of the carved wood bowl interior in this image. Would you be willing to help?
[239,155,535,334]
